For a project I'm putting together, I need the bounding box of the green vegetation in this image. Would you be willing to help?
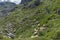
[0,0,60,40]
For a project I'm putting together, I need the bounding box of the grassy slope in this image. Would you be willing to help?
[0,0,60,40]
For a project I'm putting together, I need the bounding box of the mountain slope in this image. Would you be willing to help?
[0,2,16,17]
[0,0,60,40]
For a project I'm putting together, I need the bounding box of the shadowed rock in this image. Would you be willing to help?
[21,0,32,4]
[21,0,40,8]
[57,9,60,15]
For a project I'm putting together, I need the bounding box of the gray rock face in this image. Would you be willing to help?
[34,0,40,6]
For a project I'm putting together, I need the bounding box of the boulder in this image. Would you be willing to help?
[8,33,15,39]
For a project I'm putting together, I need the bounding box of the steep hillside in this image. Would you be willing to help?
[0,2,16,17]
[0,0,60,40]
